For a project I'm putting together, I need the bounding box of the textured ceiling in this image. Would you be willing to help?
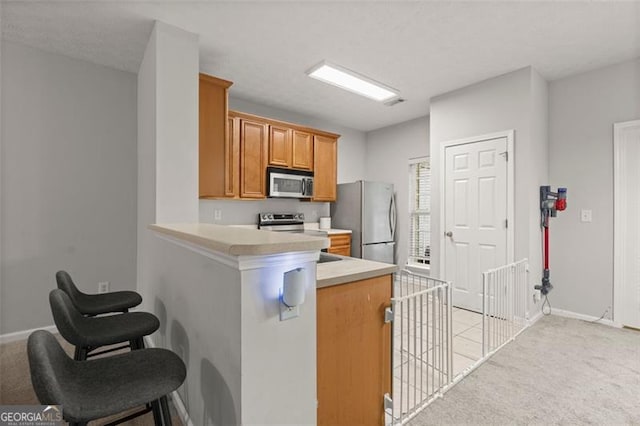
[2,1,639,131]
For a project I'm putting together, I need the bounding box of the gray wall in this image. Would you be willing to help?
[429,67,549,316]
[199,97,366,225]
[365,116,429,267]
[1,41,137,334]
[430,67,532,274]
[549,58,640,318]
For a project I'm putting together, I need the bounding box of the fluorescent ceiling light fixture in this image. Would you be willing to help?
[306,61,399,102]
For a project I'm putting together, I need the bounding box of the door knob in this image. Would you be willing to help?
[445,231,453,238]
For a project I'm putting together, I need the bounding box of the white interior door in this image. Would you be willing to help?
[444,137,508,312]
[614,120,640,329]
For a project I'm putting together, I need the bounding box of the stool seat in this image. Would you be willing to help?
[73,290,143,316]
[74,311,160,347]
[49,289,159,359]
[56,271,142,315]
[28,330,186,424]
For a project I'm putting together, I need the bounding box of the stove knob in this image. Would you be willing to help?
[268,214,274,220]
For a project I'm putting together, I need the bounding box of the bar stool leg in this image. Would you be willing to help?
[160,396,172,426]
[151,400,163,426]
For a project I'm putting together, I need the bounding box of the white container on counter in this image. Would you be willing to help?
[319,217,331,230]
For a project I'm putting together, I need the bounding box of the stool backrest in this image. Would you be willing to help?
[49,289,87,346]
[55,270,84,306]
[27,330,72,406]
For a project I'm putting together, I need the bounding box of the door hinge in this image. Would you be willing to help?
[500,151,508,161]
[505,219,508,228]
[384,307,394,323]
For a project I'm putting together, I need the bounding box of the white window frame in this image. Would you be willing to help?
[407,156,431,272]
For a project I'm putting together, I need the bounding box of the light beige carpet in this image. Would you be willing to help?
[409,315,640,425]
[0,334,183,425]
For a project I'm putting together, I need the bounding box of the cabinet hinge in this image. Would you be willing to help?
[384,307,394,323]
[384,393,393,414]
[505,219,508,228]
[499,151,508,161]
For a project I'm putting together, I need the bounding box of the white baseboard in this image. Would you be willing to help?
[0,325,58,345]
[144,336,194,426]
[551,308,620,328]
[528,310,544,326]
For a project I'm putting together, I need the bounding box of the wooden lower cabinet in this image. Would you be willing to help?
[327,233,351,257]
[317,274,392,426]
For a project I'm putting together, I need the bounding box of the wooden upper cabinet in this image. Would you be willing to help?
[240,119,268,198]
[268,125,292,168]
[225,115,240,197]
[292,130,314,170]
[313,135,338,202]
[199,73,233,198]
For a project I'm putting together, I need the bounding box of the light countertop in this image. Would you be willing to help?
[150,223,395,287]
[316,255,398,288]
[303,223,352,235]
[230,223,352,235]
[150,223,329,256]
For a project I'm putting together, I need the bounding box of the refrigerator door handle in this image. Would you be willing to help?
[389,194,397,240]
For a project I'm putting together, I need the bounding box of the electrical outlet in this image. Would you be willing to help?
[533,290,541,303]
[214,209,222,221]
[98,281,110,294]
[581,209,592,223]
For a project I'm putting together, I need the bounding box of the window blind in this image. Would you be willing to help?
[409,158,431,264]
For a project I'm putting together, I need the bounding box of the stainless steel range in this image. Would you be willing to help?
[258,213,341,262]
[258,212,306,232]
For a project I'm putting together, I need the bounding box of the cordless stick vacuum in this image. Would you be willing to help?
[535,186,567,296]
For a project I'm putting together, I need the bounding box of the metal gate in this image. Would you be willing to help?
[385,270,453,425]
[482,259,529,355]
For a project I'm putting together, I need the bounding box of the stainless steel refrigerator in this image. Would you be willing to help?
[330,181,396,264]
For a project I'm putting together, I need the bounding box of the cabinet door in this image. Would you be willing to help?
[225,116,240,197]
[240,120,268,198]
[199,73,232,198]
[292,130,313,170]
[317,275,392,425]
[313,135,338,201]
[328,233,351,257]
[268,125,292,167]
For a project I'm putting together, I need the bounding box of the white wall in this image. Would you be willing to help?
[1,41,137,334]
[528,69,550,306]
[365,116,429,267]
[138,21,199,306]
[430,67,548,316]
[549,58,640,318]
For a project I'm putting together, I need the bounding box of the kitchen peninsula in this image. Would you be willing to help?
[147,223,396,425]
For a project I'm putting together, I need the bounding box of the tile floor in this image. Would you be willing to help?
[392,306,484,419]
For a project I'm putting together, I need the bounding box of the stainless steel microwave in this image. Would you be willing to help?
[267,167,314,199]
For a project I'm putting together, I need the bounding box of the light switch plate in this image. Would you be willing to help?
[580,209,592,223]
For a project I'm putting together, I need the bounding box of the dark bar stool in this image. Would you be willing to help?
[28,330,185,426]
[56,270,142,316]
[49,289,159,360]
